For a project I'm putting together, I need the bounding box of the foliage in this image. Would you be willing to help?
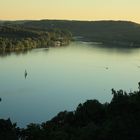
[2,20,140,49]
[22,20,140,47]
[0,25,72,52]
[1,83,140,139]
[0,118,18,140]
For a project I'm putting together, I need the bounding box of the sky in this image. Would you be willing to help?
[0,0,140,23]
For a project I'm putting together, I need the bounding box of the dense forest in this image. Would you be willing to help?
[1,20,140,49]
[0,25,72,52]
[1,83,140,140]
[2,20,140,47]
[23,20,140,47]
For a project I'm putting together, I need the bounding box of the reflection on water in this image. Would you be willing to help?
[0,49,29,58]
[0,41,140,127]
[81,41,140,54]
[0,48,49,58]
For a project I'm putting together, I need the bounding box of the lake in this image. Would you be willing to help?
[1,41,140,127]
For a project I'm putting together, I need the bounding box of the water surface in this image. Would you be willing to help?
[1,41,140,127]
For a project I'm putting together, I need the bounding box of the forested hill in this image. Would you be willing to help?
[1,20,140,49]
[19,20,140,47]
[0,25,72,51]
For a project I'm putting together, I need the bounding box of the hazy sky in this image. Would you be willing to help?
[0,0,140,23]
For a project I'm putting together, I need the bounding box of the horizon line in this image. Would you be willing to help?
[0,19,140,24]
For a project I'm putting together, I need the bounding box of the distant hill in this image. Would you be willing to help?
[1,20,140,47]
[19,20,140,47]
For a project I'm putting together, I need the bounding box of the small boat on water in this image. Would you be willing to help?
[25,70,27,79]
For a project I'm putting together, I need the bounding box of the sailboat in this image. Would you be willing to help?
[25,70,27,79]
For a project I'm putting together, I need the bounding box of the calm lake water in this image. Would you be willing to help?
[1,41,140,127]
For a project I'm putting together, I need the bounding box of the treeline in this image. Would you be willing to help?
[0,25,72,52]
[1,83,140,140]
[17,20,140,47]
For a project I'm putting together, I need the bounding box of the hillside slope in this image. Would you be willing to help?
[21,20,140,47]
